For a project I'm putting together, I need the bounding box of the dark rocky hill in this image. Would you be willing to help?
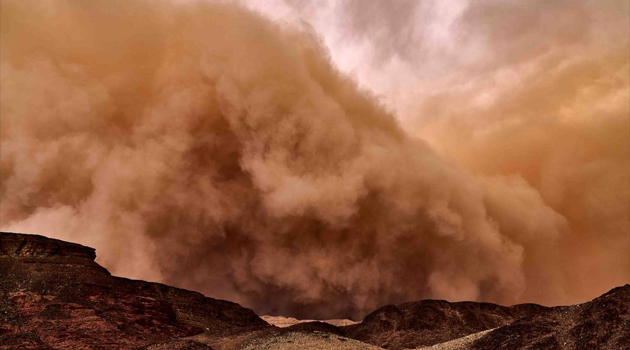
[341,286,630,350]
[1,231,628,350]
[469,285,630,350]
[341,298,548,349]
[0,232,270,350]
[286,321,344,335]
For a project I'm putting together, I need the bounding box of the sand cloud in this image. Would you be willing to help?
[1,0,627,319]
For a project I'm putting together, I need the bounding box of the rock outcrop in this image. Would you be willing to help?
[1,231,628,350]
[0,231,270,350]
[341,299,547,349]
[469,285,630,350]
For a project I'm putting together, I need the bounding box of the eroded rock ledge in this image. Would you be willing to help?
[0,231,270,350]
[0,231,96,260]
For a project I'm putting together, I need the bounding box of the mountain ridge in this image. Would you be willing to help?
[1,231,628,350]
[0,231,270,350]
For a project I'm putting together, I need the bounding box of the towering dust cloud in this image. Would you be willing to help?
[0,0,627,319]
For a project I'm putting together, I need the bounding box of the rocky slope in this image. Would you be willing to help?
[341,298,547,349]
[341,287,630,350]
[0,232,269,350]
[1,231,628,350]
[468,285,630,350]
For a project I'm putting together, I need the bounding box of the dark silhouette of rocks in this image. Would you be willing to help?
[1,231,628,350]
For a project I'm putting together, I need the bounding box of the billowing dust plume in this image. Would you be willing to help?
[0,0,627,319]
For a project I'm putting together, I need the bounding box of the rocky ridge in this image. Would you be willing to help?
[1,231,628,350]
[342,298,548,348]
[0,231,269,350]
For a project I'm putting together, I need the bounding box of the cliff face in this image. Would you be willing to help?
[0,232,270,350]
[0,232,97,260]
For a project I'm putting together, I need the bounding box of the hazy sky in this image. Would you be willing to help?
[245,0,629,128]
[1,0,628,319]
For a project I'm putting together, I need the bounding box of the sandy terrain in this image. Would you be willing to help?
[239,331,383,350]
[416,329,493,350]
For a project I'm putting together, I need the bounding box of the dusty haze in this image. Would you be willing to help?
[1,0,628,319]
